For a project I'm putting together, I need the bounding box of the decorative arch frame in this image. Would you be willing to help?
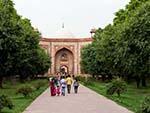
[54,46,74,55]
[54,47,74,74]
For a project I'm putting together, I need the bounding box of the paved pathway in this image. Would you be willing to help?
[23,85,133,113]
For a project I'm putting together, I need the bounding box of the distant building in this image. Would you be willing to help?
[39,27,93,75]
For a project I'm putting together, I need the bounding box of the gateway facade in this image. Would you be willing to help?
[39,27,93,75]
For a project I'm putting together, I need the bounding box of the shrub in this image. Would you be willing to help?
[106,78,127,97]
[0,95,14,111]
[75,76,86,82]
[83,77,93,86]
[17,85,33,97]
[34,81,46,90]
[137,95,150,113]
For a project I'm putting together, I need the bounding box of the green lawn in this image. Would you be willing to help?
[83,80,150,113]
[0,79,48,113]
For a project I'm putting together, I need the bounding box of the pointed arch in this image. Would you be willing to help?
[54,47,74,75]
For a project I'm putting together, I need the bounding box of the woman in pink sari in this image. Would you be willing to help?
[49,77,56,96]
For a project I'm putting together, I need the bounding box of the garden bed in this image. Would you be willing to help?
[0,79,48,113]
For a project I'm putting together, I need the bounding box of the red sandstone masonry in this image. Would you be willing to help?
[40,37,93,42]
[39,37,93,75]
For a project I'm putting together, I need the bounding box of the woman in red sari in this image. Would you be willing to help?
[49,77,56,96]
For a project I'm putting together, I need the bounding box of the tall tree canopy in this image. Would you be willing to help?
[81,0,150,87]
[0,0,51,88]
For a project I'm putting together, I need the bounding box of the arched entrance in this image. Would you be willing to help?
[55,48,74,75]
[60,65,68,73]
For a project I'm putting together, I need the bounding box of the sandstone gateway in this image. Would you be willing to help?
[40,27,93,75]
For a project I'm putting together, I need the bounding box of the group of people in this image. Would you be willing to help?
[49,75,79,96]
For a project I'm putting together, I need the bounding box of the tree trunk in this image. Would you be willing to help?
[19,74,26,83]
[92,74,95,78]
[108,74,112,80]
[125,74,131,84]
[135,76,141,88]
[0,76,3,88]
[102,75,105,81]
[141,75,146,87]
[10,76,17,85]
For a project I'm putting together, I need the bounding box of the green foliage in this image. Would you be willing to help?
[34,48,51,76]
[17,85,33,97]
[83,77,94,86]
[0,79,47,113]
[16,19,51,80]
[33,80,46,90]
[75,76,94,86]
[114,1,150,87]
[81,44,101,76]
[75,76,86,82]
[81,0,150,87]
[138,95,150,113]
[0,0,51,88]
[106,78,127,97]
[0,0,22,87]
[0,95,14,111]
[113,0,148,25]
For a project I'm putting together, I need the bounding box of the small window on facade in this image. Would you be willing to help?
[61,53,67,61]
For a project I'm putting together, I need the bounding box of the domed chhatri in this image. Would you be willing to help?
[39,28,93,76]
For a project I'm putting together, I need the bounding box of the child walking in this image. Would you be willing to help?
[56,85,60,96]
[60,76,66,96]
[73,78,79,94]
[56,78,61,96]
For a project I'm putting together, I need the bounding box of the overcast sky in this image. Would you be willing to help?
[13,0,130,38]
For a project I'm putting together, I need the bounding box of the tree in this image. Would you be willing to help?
[0,0,51,87]
[30,48,51,78]
[0,0,22,88]
[81,44,99,76]
[95,25,117,80]
[116,1,150,87]
[15,18,51,80]
[81,0,150,87]
[113,0,148,25]
[81,26,116,80]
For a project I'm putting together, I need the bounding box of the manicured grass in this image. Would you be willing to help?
[0,79,48,113]
[83,80,150,113]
